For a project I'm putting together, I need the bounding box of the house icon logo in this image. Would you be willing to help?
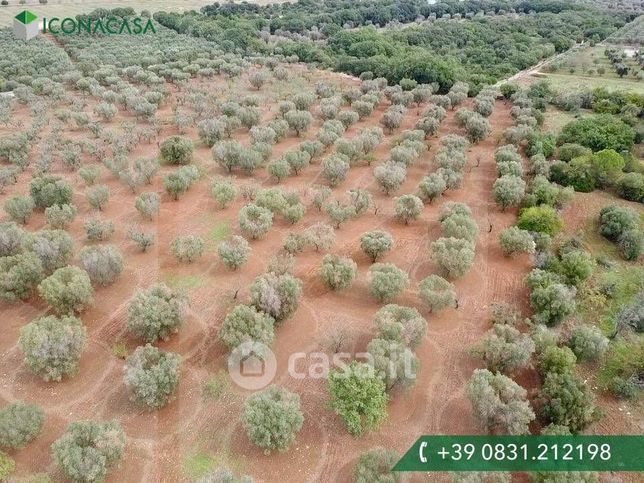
[14,10,39,41]
[228,341,276,390]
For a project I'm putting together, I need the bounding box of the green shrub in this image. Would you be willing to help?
[124,344,181,410]
[499,227,536,256]
[537,372,596,433]
[18,315,86,381]
[598,205,638,241]
[4,195,34,224]
[557,114,635,152]
[219,304,275,350]
[160,136,194,165]
[38,266,93,314]
[538,346,577,376]
[52,421,125,483]
[29,176,73,209]
[328,361,387,436]
[617,172,644,202]
[353,448,400,483]
[0,252,43,302]
[517,205,562,236]
[471,324,535,374]
[127,283,189,343]
[0,401,44,449]
[567,325,609,361]
[241,385,303,453]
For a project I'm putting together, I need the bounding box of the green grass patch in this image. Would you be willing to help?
[208,221,230,243]
[530,72,644,96]
[182,452,217,481]
[163,274,207,291]
[202,371,230,401]
[111,342,129,360]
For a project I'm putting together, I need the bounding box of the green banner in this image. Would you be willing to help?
[393,436,644,472]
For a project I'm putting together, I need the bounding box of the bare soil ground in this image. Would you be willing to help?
[0,67,637,482]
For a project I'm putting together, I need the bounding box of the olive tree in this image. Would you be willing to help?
[84,217,114,241]
[320,254,357,291]
[79,245,123,286]
[0,252,43,302]
[239,203,273,240]
[360,230,393,262]
[321,154,350,187]
[127,283,189,343]
[471,324,535,374]
[284,110,313,136]
[218,235,250,270]
[374,304,427,349]
[430,237,476,279]
[250,272,302,321]
[38,266,93,314]
[4,196,34,224]
[493,176,526,211]
[128,225,155,252]
[328,361,388,436]
[29,175,73,209]
[374,162,406,195]
[18,315,86,381]
[394,194,423,224]
[211,177,237,208]
[499,227,535,256]
[324,200,356,228]
[567,325,609,361]
[418,173,446,203]
[241,385,303,453]
[135,192,160,219]
[160,136,194,165]
[368,263,409,302]
[124,344,181,410]
[0,401,44,450]
[303,221,336,252]
[466,369,534,435]
[45,203,76,229]
[26,229,73,274]
[529,282,577,326]
[52,420,125,483]
[171,235,204,263]
[0,222,25,257]
[353,448,401,483]
[219,304,275,350]
[418,275,456,312]
[85,185,110,211]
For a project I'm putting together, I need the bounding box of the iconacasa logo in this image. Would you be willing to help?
[12,10,157,40]
[13,10,39,41]
[42,16,156,35]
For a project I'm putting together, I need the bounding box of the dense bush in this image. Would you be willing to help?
[18,315,86,381]
[598,205,638,241]
[79,245,123,286]
[124,344,181,410]
[38,266,93,314]
[320,254,357,291]
[353,448,400,483]
[45,203,76,229]
[52,420,125,483]
[557,114,635,152]
[0,401,44,449]
[471,324,535,374]
[567,325,609,361]
[241,385,303,453]
[4,195,34,224]
[135,192,160,219]
[250,272,302,321]
[127,283,189,343]
[328,361,387,436]
[418,274,455,313]
[0,222,25,257]
[219,304,275,350]
[517,205,562,236]
[466,369,534,435]
[218,235,250,270]
[529,280,577,327]
[160,136,194,165]
[85,185,110,211]
[499,227,536,256]
[0,252,43,302]
[239,203,273,239]
[84,217,114,241]
[430,237,475,279]
[29,175,73,209]
[368,263,409,302]
[617,172,644,203]
[360,230,393,262]
[171,235,204,263]
[374,304,427,349]
[367,338,418,391]
[537,372,596,433]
